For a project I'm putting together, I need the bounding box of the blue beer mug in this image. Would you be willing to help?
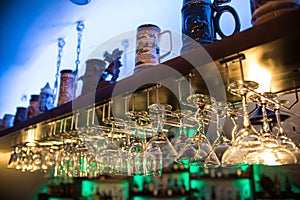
[181,0,241,52]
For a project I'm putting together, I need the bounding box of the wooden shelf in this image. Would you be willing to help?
[1,9,300,151]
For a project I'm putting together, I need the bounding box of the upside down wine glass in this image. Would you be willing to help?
[222,81,263,167]
[145,103,177,168]
[176,94,220,168]
[245,92,297,165]
[211,101,232,161]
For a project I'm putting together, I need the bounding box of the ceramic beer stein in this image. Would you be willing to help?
[250,0,299,25]
[134,24,172,73]
[78,59,106,95]
[27,94,40,119]
[39,82,55,112]
[13,107,28,126]
[181,0,240,53]
[58,69,75,106]
[1,114,14,130]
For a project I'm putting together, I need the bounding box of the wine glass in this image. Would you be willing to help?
[172,111,192,154]
[211,101,232,161]
[222,81,263,166]
[126,111,147,176]
[273,99,298,151]
[245,92,297,165]
[145,103,178,168]
[176,94,220,168]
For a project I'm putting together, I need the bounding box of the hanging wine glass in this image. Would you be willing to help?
[227,104,241,143]
[273,99,298,151]
[173,111,192,154]
[176,94,220,168]
[145,103,177,168]
[126,111,148,176]
[245,92,297,165]
[222,81,263,166]
[211,101,232,161]
[172,76,194,154]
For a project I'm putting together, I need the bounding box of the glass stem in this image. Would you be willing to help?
[157,113,163,133]
[275,108,285,137]
[196,110,205,134]
[216,111,222,138]
[261,102,271,134]
[241,93,251,129]
[230,114,238,141]
[179,116,186,137]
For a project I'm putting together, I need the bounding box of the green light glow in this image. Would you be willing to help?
[82,180,96,197]
[81,180,129,199]
[191,179,206,189]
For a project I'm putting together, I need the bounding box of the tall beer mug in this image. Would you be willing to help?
[134,24,172,73]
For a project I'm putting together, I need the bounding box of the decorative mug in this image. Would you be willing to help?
[13,107,28,126]
[58,69,75,106]
[134,24,172,73]
[181,0,240,53]
[1,114,14,130]
[250,0,299,25]
[27,94,40,119]
[39,82,55,112]
[78,59,106,95]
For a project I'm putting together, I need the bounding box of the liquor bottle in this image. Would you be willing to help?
[143,179,149,194]
[210,168,216,178]
[285,176,292,194]
[133,182,139,193]
[199,187,206,200]
[166,178,173,196]
[204,167,210,177]
[244,190,250,200]
[180,179,186,195]
[236,167,242,177]
[149,179,154,194]
[173,162,179,170]
[174,179,179,195]
[180,162,185,170]
[274,174,281,196]
[227,190,233,200]
[95,189,100,200]
[158,176,165,196]
[235,190,241,200]
[211,186,216,200]
[153,178,159,196]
